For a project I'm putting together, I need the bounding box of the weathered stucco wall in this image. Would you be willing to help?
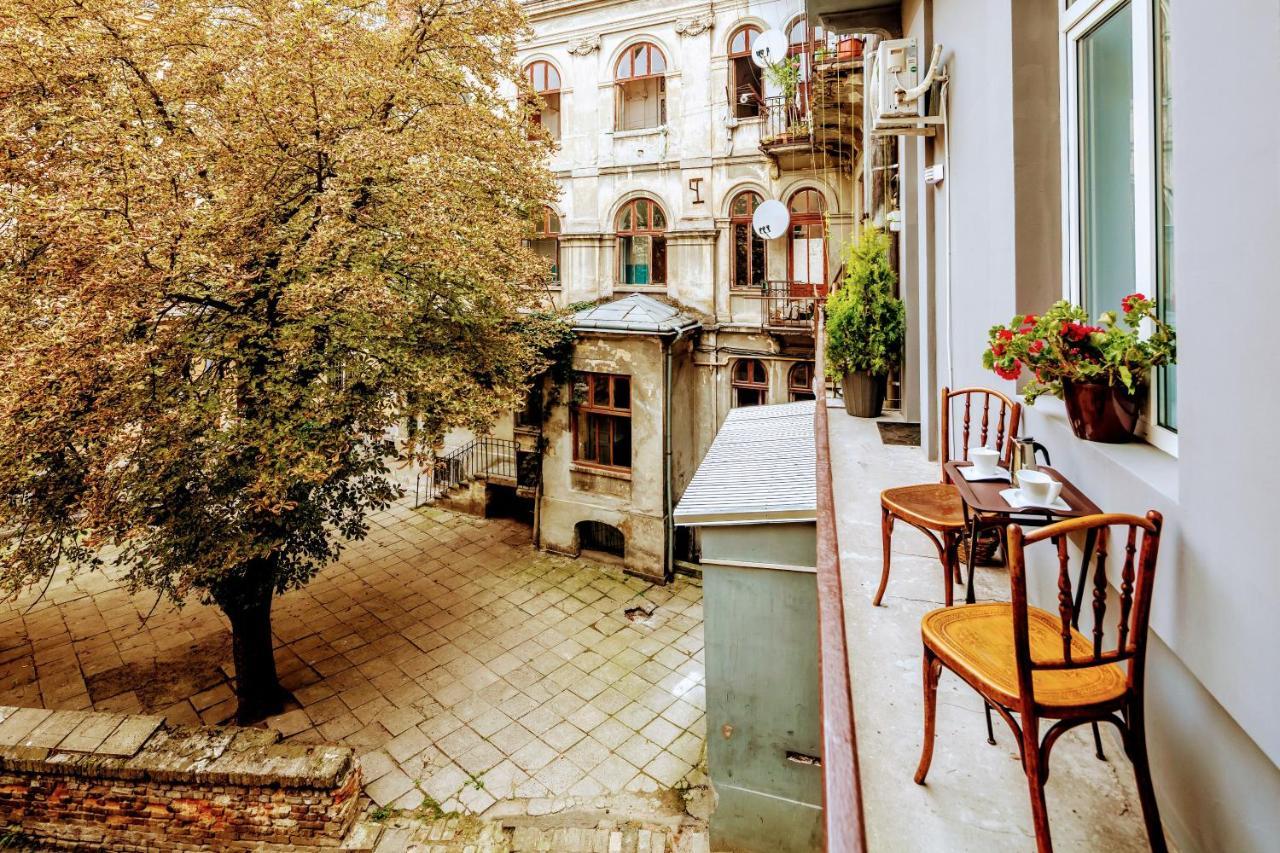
[0,707,359,851]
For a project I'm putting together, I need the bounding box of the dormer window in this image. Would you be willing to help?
[615,43,667,131]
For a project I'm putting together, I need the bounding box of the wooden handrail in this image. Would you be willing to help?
[812,309,868,852]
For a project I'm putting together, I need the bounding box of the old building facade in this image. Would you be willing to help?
[427,0,864,580]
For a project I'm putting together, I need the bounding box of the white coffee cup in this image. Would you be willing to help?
[970,447,999,476]
[1017,469,1062,505]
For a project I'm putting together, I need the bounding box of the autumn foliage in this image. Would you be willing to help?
[0,0,560,720]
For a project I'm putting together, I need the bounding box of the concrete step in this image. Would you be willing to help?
[349,814,712,853]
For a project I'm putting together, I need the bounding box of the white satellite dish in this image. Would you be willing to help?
[752,199,790,239]
[751,29,787,68]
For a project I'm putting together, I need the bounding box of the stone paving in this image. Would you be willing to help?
[0,502,706,816]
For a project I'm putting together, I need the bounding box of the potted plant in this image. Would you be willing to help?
[983,294,1176,443]
[825,226,906,417]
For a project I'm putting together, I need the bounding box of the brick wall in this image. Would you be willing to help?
[0,706,360,851]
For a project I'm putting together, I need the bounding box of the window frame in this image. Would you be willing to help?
[614,42,668,131]
[788,361,816,402]
[787,188,828,289]
[571,372,633,472]
[728,25,764,119]
[616,197,668,286]
[530,206,561,286]
[731,358,769,408]
[730,191,767,290]
[524,60,563,142]
[1061,0,1177,454]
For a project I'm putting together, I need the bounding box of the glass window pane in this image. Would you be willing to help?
[619,207,632,231]
[613,376,630,410]
[547,64,561,90]
[1155,0,1176,431]
[592,376,609,406]
[636,200,649,230]
[617,51,631,79]
[652,236,666,284]
[733,223,749,288]
[652,205,665,230]
[1079,3,1135,317]
[623,235,651,284]
[633,45,647,77]
[751,232,766,288]
[650,49,666,74]
[613,417,631,468]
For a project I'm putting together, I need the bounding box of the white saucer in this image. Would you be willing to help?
[960,465,1010,482]
[999,487,1070,512]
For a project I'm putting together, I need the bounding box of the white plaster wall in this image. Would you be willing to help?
[895,1,1280,849]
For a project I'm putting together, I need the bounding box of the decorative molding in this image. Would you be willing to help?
[675,13,714,38]
[567,35,601,56]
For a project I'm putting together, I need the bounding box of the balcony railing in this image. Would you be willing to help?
[415,437,535,505]
[813,308,868,852]
[759,95,811,147]
[742,281,827,331]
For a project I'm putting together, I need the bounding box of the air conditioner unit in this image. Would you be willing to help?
[866,38,946,136]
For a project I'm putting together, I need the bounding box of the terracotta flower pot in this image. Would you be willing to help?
[842,371,886,418]
[1062,380,1143,444]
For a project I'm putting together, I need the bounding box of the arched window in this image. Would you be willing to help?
[789,362,816,401]
[732,359,768,407]
[730,191,766,290]
[788,189,827,288]
[616,197,667,285]
[524,60,562,141]
[615,42,667,131]
[728,26,763,119]
[530,207,561,284]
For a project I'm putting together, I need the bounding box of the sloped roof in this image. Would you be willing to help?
[571,294,701,335]
[673,400,816,526]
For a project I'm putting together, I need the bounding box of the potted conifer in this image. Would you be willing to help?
[825,226,906,418]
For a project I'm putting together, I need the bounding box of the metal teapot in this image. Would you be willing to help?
[1009,436,1051,485]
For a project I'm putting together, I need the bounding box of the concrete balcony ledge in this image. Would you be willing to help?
[823,400,1157,851]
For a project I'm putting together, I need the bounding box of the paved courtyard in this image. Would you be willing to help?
[0,503,706,816]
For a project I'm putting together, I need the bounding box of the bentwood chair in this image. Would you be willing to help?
[914,512,1168,853]
[876,387,1021,607]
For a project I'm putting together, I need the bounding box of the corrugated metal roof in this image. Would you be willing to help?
[572,294,701,335]
[674,400,816,526]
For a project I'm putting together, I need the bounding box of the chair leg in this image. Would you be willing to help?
[1125,709,1169,853]
[942,531,955,608]
[1090,721,1107,761]
[914,648,943,784]
[1021,715,1054,853]
[874,505,894,606]
[984,702,997,745]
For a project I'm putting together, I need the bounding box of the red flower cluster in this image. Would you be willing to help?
[1121,293,1147,314]
[1060,321,1101,342]
[994,362,1022,381]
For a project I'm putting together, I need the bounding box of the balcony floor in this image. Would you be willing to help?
[826,400,1154,852]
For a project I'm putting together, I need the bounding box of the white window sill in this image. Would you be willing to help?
[610,127,668,139]
[1022,396,1178,502]
[570,463,632,482]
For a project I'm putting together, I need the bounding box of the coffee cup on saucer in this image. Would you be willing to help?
[1016,469,1062,505]
[970,447,999,477]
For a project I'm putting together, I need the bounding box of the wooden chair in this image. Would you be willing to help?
[914,512,1168,853]
[876,387,1021,607]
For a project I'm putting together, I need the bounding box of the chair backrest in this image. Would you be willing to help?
[1007,512,1164,701]
[938,386,1022,481]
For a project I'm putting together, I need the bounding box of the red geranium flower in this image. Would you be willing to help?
[997,329,1014,342]
[1029,339,1045,355]
[994,362,1022,381]
[1121,293,1147,314]
[992,343,1006,357]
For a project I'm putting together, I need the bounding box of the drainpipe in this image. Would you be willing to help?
[663,324,694,583]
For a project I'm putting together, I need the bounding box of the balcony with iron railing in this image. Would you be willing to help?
[734,281,828,334]
[758,54,861,172]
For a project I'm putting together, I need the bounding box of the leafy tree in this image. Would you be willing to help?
[0,0,562,722]
[825,226,906,379]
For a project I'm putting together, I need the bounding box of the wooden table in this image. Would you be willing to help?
[943,459,1107,755]
[943,460,1102,610]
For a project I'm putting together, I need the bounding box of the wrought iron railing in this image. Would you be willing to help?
[752,281,826,330]
[414,437,530,505]
[759,94,811,145]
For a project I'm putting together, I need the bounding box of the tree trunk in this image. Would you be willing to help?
[213,559,286,725]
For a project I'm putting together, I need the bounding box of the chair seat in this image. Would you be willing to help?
[881,484,966,531]
[922,603,1129,713]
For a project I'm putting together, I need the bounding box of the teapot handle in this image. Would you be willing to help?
[1032,441,1051,466]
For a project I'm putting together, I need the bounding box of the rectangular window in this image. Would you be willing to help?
[530,237,559,283]
[1078,4,1136,316]
[732,223,766,289]
[1154,0,1176,430]
[731,57,763,118]
[572,373,632,470]
[616,78,666,131]
[619,235,666,285]
[1065,0,1176,446]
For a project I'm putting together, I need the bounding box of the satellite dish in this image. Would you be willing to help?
[752,200,790,239]
[751,29,787,68]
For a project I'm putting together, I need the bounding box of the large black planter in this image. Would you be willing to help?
[1062,379,1144,443]
[842,371,887,418]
